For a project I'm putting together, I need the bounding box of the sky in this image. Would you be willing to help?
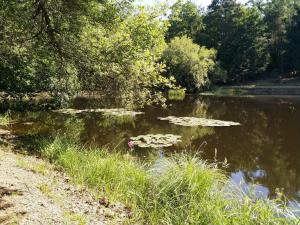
[141,0,248,8]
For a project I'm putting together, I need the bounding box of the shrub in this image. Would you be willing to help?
[162,36,216,92]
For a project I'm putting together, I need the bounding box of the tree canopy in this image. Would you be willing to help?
[1,0,300,102]
[285,6,300,73]
[166,0,203,42]
[166,0,300,84]
[202,0,270,81]
[0,0,173,106]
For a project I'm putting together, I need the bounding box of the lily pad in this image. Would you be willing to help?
[54,108,144,116]
[102,110,144,117]
[53,108,85,114]
[158,116,240,127]
[130,134,182,148]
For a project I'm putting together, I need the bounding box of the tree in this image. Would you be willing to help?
[285,6,300,74]
[77,7,172,106]
[166,0,203,42]
[201,0,270,82]
[0,0,173,106]
[0,0,97,100]
[162,36,216,92]
[263,0,297,74]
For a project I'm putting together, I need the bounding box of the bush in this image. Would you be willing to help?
[162,36,216,92]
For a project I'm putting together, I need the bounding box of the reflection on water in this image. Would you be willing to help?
[230,171,269,199]
[3,95,300,203]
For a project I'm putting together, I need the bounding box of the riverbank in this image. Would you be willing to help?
[1,136,295,224]
[206,77,300,96]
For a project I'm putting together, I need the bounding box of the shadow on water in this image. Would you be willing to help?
[3,95,300,204]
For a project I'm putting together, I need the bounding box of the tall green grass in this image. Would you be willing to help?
[38,136,297,224]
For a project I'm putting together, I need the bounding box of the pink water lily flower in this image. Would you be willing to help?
[128,140,135,150]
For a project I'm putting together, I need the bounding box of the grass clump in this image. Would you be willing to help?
[38,136,297,224]
[16,155,49,175]
[63,211,86,225]
[39,137,150,205]
[0,112,11,126]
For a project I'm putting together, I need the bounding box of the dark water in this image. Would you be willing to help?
[4,95,300,203]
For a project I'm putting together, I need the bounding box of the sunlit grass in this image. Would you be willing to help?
[38,182,63,206]
[63,210,86,225]
[16,156,49,175]
[38,136,297,224]
[0,112,11,126]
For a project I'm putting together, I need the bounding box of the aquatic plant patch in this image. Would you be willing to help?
[101,110,144,117]
[158,116,240,127]
[54,108,144,116]
[53,108,84,114]
[130,134,182,148]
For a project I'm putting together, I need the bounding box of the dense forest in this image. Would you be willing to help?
[1,0,300,105]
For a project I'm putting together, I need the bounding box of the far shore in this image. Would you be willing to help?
[204,77,300,96]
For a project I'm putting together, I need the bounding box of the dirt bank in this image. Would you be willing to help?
[0,147,127,225]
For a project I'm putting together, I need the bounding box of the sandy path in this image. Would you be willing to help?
[0,147,127,225]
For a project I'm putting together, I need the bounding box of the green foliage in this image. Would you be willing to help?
[202,0,270,82]
[38,136,296,224]
[166,0,203,41]
[162,36,216,92]
[2,0,300,101]
[77,7,172,106]
[209,62,228,83]
[168,89,186,100]
[263,0,298,73]
[0,0,172,106]
[0,94,55,111]
[39,136,150,203]
[165,0,300,83]
[0,112,10,126]
[286,6,300,74]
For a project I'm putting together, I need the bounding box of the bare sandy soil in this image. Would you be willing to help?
[0,147,128,225]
